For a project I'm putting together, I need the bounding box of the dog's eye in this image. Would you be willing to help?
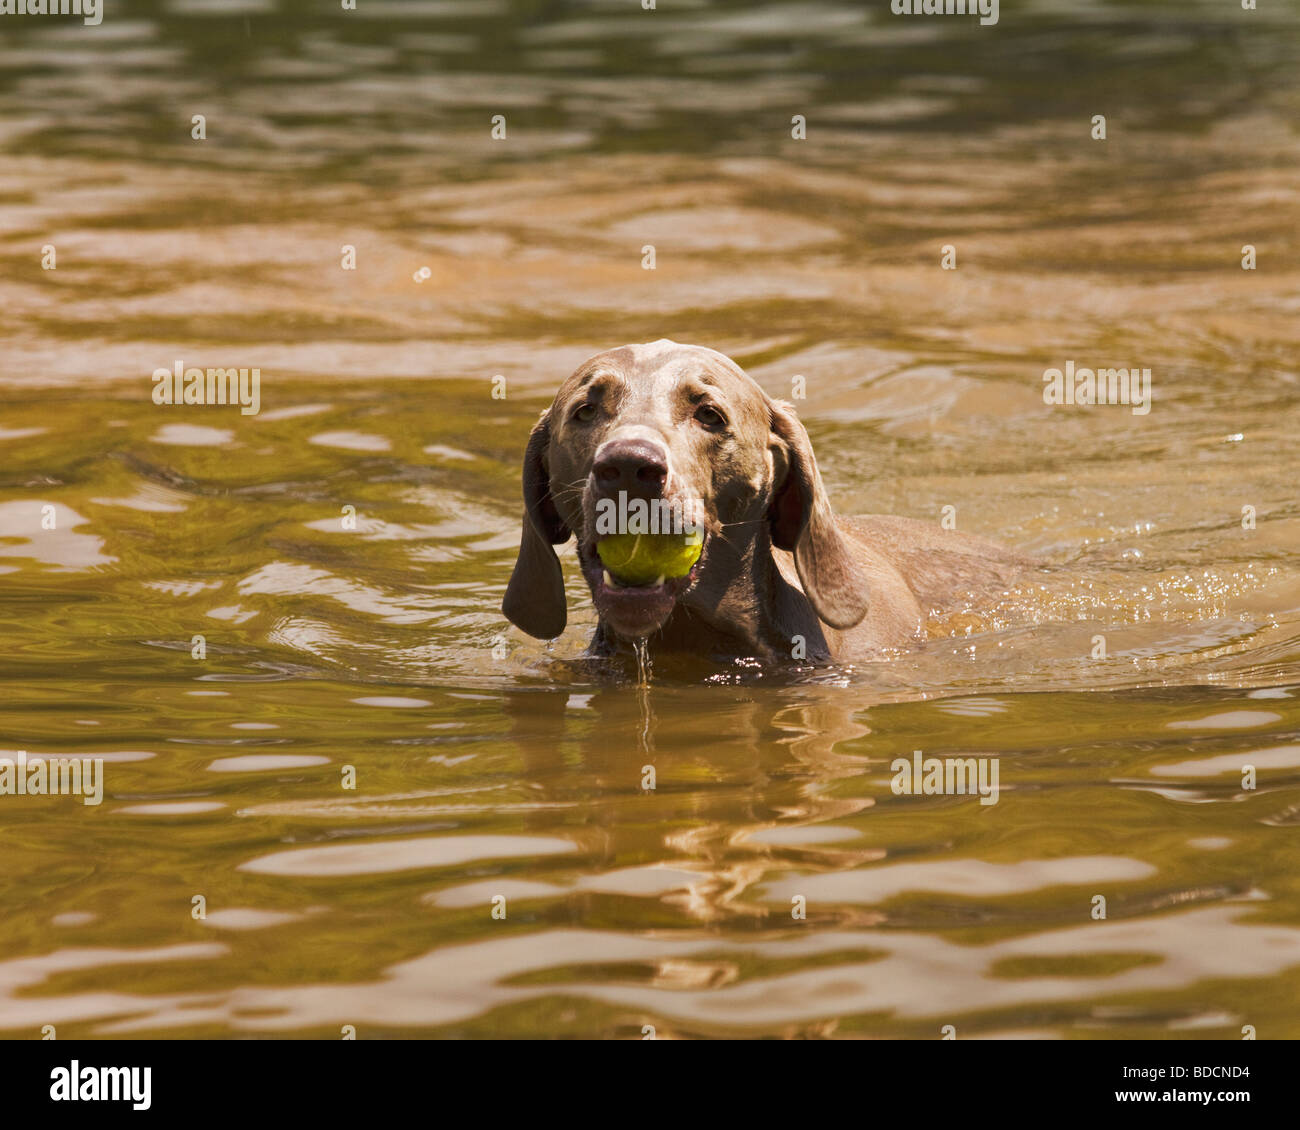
[694,405,727,430]
[572,403,597,423]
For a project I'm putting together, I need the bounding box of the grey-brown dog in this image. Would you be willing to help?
[503,340,1024,663]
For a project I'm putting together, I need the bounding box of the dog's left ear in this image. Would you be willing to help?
[502,410,571,639]
[767,400,870,629]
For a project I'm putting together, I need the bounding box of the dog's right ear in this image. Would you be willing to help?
[502,410,571,639]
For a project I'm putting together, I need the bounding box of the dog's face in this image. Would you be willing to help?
[503,340,869,646]
[541,341,776,640]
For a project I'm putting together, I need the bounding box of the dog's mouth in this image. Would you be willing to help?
[578,535,706,639]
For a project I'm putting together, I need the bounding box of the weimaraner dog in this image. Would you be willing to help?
[503,340,1026,663]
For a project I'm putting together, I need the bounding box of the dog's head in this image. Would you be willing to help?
[502,340,869,644]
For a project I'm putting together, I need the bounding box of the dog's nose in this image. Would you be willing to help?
[592,439,669,498]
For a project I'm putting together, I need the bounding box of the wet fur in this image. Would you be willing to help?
[503,340,1027,663]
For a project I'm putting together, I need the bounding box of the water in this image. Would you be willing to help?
[1,0,1299,1037]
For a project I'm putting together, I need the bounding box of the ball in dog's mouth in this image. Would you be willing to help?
[580,534,705,638]
[596,531,703,585]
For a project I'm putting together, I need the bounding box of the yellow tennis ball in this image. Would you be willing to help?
[596,532,703,585]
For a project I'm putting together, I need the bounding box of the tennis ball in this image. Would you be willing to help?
[596,532,703,586]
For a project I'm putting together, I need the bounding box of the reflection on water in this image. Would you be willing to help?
[1,0,1299,1037]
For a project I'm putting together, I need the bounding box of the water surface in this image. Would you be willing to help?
[1,0,1299,1037]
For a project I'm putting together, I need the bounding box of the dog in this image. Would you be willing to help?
[503,341,1026,663]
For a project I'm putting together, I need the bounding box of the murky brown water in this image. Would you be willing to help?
[2,1,1299,1038]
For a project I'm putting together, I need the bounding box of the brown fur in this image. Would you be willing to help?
[503,340,1027,663]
